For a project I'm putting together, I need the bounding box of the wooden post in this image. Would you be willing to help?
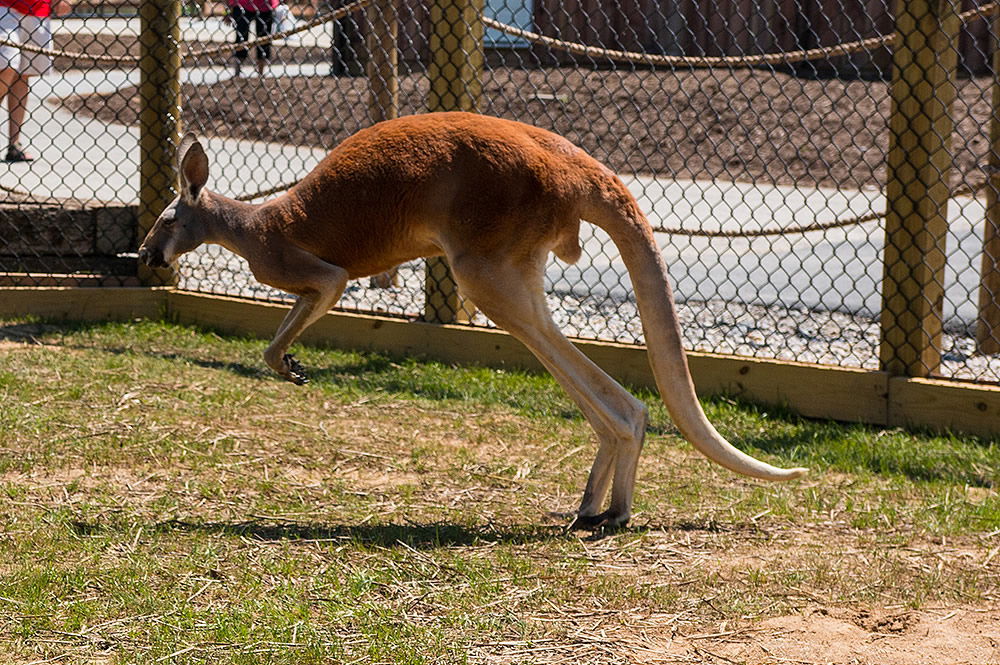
[879,0,959,377]
[138,0,181,286]
[423,0,484,324]
[366,0,398,123]
[428,0,483,113]
[976,15,1000,355]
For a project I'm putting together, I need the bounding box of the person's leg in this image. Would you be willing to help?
[232,6,251,77]
[6,72,30,154]
[254,10,273,76]
[0,7,22,153]
[0,67,15,108]
[4,11,51,160]
[0,69,13,151]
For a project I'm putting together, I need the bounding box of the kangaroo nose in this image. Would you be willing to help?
[138,246,166,268]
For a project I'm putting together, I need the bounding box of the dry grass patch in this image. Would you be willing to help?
[1,318,998,664]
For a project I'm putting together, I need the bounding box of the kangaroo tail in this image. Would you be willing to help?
[583,181,807,481]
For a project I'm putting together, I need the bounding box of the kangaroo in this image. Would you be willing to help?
[138,112,806,528]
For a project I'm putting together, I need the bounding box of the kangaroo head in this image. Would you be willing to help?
[138,133,212,269]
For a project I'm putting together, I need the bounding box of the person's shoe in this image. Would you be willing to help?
[4,144,34,163]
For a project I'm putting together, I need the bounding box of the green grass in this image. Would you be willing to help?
[1,317,998,663]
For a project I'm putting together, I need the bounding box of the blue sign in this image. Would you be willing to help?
[485,0,533,48]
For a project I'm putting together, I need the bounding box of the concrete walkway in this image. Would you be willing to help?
[2,63,331,204]
[60,14,332,47]
[0,14,332,203]
[0,21,991,326]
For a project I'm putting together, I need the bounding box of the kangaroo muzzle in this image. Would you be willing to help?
[138,246,169,269]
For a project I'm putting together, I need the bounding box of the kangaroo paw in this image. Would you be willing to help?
[569,510,630,532]
[283,354,309,385]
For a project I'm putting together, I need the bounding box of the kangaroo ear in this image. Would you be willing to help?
[177,133,209,204]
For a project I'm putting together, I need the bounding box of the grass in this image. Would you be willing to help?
[0,317,998,664]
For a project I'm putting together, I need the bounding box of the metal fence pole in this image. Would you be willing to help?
[423,0,483,324]
[879,0,959,377]
[976,14,1000,355]
[138,0,182,287]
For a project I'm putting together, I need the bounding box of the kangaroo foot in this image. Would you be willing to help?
[282,354,309,385]
[569,510,630,532]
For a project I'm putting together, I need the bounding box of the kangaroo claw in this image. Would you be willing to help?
[283,354,309,385]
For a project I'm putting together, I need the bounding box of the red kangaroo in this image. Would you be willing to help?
[138,112,806,528]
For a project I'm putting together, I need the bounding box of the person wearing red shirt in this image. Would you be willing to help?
[0,0,72,162]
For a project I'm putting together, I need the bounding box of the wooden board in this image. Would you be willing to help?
[0,273,141,287]
[888,376,1000,439]
[0,286,167,320]
[582,343,889,425]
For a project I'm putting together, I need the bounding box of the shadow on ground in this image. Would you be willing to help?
[68,517,573,548]
[68,515,764,547]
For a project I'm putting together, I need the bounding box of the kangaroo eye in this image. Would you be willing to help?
[163,215,176,227]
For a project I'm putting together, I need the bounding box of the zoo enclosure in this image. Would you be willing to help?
[3,0,1000,434]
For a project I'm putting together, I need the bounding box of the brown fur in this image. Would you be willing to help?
[139,112,805,528]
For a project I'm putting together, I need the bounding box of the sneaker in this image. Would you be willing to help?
[4,144,34,163]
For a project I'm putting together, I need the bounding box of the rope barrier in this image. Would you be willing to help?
[224,179,992,236]
[482,1,997,69]
[482,18,891,68]
[6,0,993,69]
[235,179,302,202]
[0,182,33,198]
[0,0,371,65]
[652,208,885,238]
[649,181,985,238]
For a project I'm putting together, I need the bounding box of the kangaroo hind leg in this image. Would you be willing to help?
[449,251,648,529]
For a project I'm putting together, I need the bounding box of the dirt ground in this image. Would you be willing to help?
[58,41,996,192]
[654,607,1000,664]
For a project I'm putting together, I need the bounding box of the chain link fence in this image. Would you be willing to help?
[2,0,1000,385]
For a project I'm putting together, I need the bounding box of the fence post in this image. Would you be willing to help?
[423,0,484,323]
[879,0,959,377]
[138,0,182,287]
[976,14,1000,355]
[366,0,398,122]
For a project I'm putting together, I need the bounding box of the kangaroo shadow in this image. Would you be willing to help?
[0,319,270,380]
[69,514,766,547]
[105,518,573,548]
